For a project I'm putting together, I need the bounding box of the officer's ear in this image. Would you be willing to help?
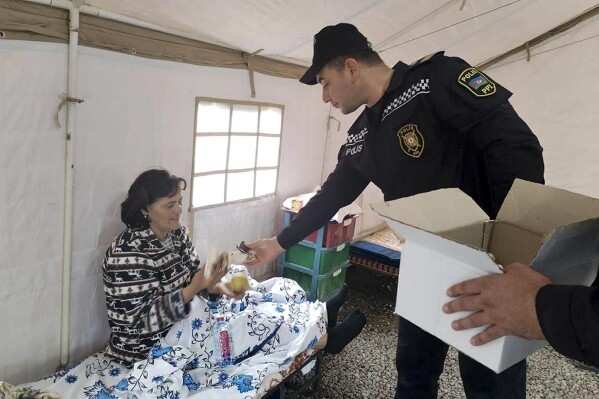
[345,58,361,83]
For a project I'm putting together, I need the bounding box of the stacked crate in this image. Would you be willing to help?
[278,211,357,301]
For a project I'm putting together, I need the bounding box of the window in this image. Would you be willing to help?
[191,98,283,208]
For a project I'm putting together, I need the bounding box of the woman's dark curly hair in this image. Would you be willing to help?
[121,168,187,228]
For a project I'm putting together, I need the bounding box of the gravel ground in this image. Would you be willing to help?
[296,266,599,398]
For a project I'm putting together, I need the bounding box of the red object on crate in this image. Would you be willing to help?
[304,215,357,248]
[286,211,358,248]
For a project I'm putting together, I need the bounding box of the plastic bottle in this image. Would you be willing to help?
[213,316,233,367]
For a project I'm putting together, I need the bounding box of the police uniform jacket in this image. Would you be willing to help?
[536,285,599,367]
[278,52,545,249]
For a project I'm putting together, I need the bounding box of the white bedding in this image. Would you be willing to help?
[11,266,327,399]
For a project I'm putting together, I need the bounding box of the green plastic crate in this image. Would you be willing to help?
[283,263,348,301]
[284,241,350,275]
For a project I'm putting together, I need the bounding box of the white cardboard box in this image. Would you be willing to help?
[371,179,599,373]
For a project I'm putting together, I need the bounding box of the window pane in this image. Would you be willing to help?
[228,135,257,170]
[259,106,282,134]
[193,174,225,207]
[256,136,280,168]
[231,104,258,133]
[196,101,230,133]
[256,169,277,196]
[226,171,255,202]
[194,136,228,173]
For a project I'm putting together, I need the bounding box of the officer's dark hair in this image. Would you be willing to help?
[121,168,187,228]
[326,49,384,71]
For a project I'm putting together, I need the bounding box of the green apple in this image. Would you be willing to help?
[229,272,250,294]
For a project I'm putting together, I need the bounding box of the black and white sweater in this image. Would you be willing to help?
[102,225,201,364]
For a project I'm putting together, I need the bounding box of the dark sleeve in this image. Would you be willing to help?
[432,56,544,217]
[277,152,369,249]
[536,284,599,367]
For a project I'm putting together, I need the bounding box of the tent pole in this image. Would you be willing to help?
[57,3,79,369]
[57,3,80,370]
[22,0,81,371]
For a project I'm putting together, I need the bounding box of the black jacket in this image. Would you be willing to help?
[536,285,599,367]
[278,52,545,248]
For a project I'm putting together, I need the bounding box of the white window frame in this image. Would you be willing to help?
[191,97,284,210]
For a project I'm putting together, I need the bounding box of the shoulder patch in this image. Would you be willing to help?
[458,67,496,97]
[410,51,444,68]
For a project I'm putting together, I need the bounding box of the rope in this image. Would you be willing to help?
[243,48,264,98]
[477,4,599,70]
[55,95,84,128]
[379,1,520,53]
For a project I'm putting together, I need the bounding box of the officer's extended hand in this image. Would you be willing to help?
[243,237,284,268]
[442,263,551,345]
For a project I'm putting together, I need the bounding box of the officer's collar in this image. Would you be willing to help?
[386,61,409,93]
[365,61,409,112]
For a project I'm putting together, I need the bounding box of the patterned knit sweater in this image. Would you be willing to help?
[102,225,201,364]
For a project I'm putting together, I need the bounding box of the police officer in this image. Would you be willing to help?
[246,23,544,398]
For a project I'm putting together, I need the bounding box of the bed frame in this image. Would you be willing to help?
[261,350,323,398]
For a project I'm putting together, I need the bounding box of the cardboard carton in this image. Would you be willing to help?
[371,179,599,373]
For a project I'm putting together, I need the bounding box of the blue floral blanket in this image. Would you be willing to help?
[9,267,327,399]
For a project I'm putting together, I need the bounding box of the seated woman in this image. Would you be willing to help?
[15,168,365,399]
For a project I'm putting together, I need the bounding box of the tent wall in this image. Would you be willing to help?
[485,21,599,197]
[0,40,67,385]
[0,39,330,384]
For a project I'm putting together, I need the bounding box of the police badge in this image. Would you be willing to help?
[397,124,424,158]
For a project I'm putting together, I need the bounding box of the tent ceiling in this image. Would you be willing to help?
[85,0,598,66]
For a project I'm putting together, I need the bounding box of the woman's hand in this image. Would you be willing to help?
[182,252,230,303]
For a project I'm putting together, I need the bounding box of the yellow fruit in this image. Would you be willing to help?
[229,273,250,294]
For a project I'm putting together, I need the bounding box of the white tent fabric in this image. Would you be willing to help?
[0,41,330,383]
[81,0,597,69]
[1,0,598,387]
